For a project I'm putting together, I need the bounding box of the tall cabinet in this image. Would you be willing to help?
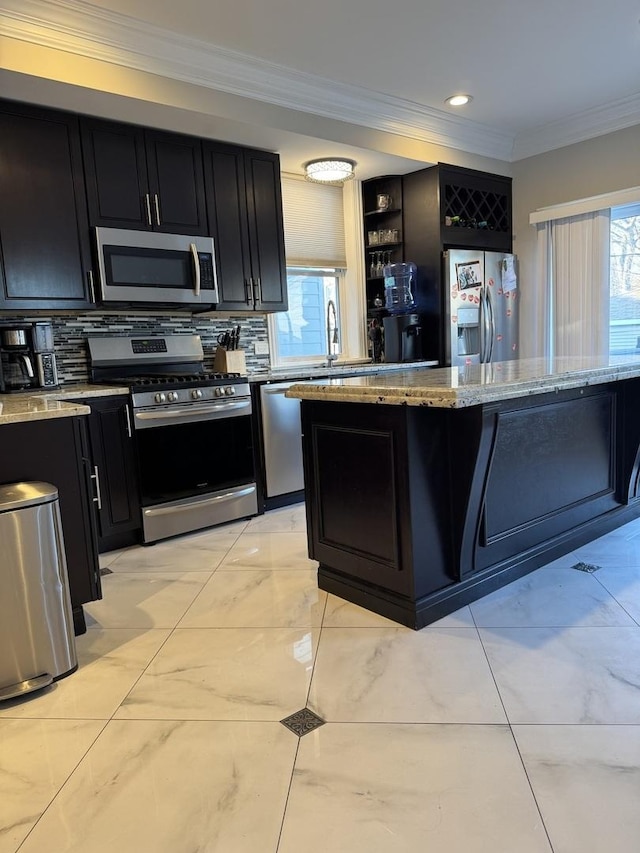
[400,163,512,363]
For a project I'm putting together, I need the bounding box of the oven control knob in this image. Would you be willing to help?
[191,389,203,400]
[224,386,235,396]
[167,391,179,402]
[155,392,166,404]
[215,387,224,397]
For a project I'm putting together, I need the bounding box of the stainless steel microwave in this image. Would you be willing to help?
[94,228,218,307]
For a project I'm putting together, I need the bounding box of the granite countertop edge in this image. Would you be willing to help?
[285,359,640,408]
[0,384,129,425]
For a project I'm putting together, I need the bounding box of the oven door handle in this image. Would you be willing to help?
[143,485,256,518]
[190,242,201,297]
[134,399,251,424]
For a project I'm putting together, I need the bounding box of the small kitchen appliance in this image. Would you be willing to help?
[88,334,257,543]
[0,322,58,392]
[93,227,218,308]
[382,313,424,363]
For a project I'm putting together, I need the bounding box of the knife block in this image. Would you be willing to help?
[213,346,247,375]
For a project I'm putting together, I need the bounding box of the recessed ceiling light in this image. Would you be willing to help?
[445,94,473,107]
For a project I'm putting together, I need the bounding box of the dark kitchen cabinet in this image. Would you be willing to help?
[403,163,512,255]
[0,101,95,310]
[0,415,101,634]
[81,118,208,236]
[402,163,512,363]
[203,143,288,312]
[70,394,142,553]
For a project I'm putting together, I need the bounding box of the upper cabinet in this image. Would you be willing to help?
[81,118,208,236]
[203,143,288,312]
[0,101,94,310]
[403,163,512,254]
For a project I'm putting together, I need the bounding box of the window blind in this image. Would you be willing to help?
[280,174,347,268]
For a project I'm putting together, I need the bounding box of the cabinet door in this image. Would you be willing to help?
[245,151,288,312]
[0,416,101,609]
[145,130,208,236]
[84,396,141,552]
[0,102,93,309]
[81,118,150,230]
[203,142,253,309]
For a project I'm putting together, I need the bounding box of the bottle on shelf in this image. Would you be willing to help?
[383,262,417,313]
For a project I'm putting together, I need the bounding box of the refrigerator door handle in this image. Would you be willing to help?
[479,288,489,362]
[486,285,495,363]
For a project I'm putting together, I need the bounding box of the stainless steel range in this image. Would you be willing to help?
[88,335,257,543]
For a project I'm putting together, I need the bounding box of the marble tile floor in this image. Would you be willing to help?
[2,505,640,851]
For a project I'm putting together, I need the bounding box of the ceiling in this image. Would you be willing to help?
[2,0,640,177]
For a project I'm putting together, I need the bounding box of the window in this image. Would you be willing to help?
[269,174,364,367]
[610,203,640,355]
[272,268,342,362]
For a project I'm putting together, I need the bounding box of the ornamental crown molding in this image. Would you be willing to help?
[0,0,515,161]
[2,0,638,162]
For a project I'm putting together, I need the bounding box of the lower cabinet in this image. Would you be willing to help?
[76,395,142,553]
[0,416,101,634]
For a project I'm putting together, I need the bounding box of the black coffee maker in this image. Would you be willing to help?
[0,322,59,392]
[382,313,424,363]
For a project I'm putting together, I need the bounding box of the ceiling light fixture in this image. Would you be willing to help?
[304,158,356,184]
[445,94,473,107]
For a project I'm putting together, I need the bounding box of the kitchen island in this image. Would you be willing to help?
[287,357,640,628]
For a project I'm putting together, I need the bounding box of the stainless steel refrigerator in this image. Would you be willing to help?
[443,249,519,367]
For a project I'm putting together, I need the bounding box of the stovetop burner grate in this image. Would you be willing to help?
[101,372,242,390]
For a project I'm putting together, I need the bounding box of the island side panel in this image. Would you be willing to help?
[475,387,620,573]
[301,400,453,622]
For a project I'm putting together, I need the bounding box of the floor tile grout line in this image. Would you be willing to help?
[473,620,557,851]
[274,737,301,853]
[590,571,640,627]
[14,717,112,853]
[506,725,556,853]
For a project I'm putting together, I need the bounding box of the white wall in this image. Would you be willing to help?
[512,124,640,357]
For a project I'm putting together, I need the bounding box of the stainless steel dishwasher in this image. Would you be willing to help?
[259,381,305,497]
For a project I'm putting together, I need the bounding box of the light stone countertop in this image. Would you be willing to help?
[248,359,438,383]
[286,355,640,409]
[0,384,129,425]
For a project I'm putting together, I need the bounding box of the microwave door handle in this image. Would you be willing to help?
[190,243,201,297]
[144,194,153,227]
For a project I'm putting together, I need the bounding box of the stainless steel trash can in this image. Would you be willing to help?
[0,482,78,702]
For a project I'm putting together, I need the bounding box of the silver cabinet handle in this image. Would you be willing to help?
[144,194,152,227]
[190,243,201,296]
[253,277,261,308]
[87,270,96,303]
[245,279,253,306]
[91,465,102,511]
[154,193,161,226]
[124,403,132,439]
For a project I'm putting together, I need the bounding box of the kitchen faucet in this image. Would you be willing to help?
[326,299,339,365]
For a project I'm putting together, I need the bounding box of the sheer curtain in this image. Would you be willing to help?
[534,210,610,358]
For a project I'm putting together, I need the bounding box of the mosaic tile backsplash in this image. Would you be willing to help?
[6,312,271,384]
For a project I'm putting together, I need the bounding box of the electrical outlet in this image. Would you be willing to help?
[254,340,270,355]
